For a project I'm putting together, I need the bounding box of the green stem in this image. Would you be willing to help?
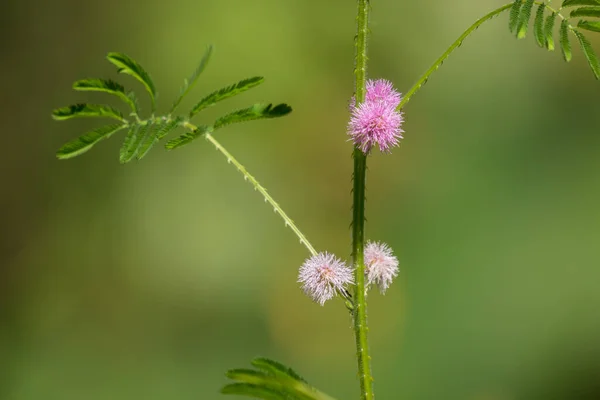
[352,1,374,400]
[398,3,514,111]
[200,130,318,257]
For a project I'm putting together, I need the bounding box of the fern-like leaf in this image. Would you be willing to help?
[165,125,211,150]
[517,0,536,39]
[534,4,546,47]
[136,117,183,159]
[573,30,600,78]
[56,124,126,159]
[213,103,292,130]
[119,124,141,163]
[189,76,264,117]
[570,6,600,17]
[509,0,523,33]
[560,19,573,61]
[52,104,124,121]
[221,383,287,400]
[106,52,156,111]
[170,45,213,113]
[578,19,600,31]
[251,358,308,383]
[72,79,138,113]
[545,11,558,50]
[562,0,600,7]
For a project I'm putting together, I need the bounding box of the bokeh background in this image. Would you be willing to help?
[2,0,600,399]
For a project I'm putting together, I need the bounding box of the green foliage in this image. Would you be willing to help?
[578,19,600,31]
[189,77,264,118]
[56,124,126,159]
[53,49,292,161]
[222,358,337,400]
[72,79,138,113]
[52,104,124,121]
[517,0,535,38]
[507,1,600,79]
[165,125,211,150]
[170,45,213,113]
[562,0,600,7]
[214,103,292,130]
[544,11,558,50]
[573,30,600,78]
[560,19,573,61]
[106,52,157,111]
[570,6,600,17]
[534,4,546,47]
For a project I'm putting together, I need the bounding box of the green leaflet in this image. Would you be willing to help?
[517,0,536,39]
[136,117,182,159]
[573,30,600,79]
[251,358,307,383]
[107,52,157,111]
[562,0,600,7]
[189,76,264,117]
[534,4,546,47]
[72,78,138,113]
[545,12,558,50]
[52,104,124,121]
[509,0,522,33]
[213,103,292,130]
[56,124,126,159]
[170,45,213,113]
[560,19,573,61]
[578,19,600,31]
[570,6,600,17]
[222,358,338,400]
[119,123,141,163]
[165,124,211,150]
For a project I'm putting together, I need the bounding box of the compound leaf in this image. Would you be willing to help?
[509,0,523,33]
[578,19,600,31]
[534,4,546,47]
[107,52,156,111]
[573,30,600,78]
[560,19,573,61]
[251,358,307,383]
[56,124,126,159]
[570,6,600,17]
[72,79,137,113]
[170,45,213,113]
[544,11,558,50]
[562,0,600,7]
[189,76,264,117]
[517,0,536,39]
[221,383,287,400]
[136,117,183,159]
[213,103,292,130]
[165,124,211,150]
[52,104,124,121]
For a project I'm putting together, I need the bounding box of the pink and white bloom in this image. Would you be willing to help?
[298,252,354,305]
[348,79,404,154]
[364,241,399,294]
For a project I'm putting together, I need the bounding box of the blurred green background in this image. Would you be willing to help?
[2,0,600,399]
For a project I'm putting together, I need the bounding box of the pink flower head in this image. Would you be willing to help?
[364,241,399,294]
[365,79,402,108]
[348,79,404,154]
[298,252,354,306]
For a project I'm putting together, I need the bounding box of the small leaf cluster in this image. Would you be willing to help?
[509,0,600,79]
[222,358,337,400]
[52,46,292,162]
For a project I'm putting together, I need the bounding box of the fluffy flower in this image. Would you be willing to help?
[364,241,399,294]
[348,79,404,154]
[298,252,354,306]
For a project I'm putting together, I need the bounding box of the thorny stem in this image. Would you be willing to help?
[352,1,374,400]
[181,121,318,256]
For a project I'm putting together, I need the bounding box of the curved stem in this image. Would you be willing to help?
[202,131,318,256]
[398,3,513,110]
[352,1,374,400]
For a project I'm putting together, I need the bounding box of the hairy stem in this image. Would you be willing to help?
[352,1,374,399]
[201,131,317,256]
[398,3,514,110]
